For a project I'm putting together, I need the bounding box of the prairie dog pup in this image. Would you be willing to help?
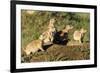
[73,28,87,43]
[23,39,44,56]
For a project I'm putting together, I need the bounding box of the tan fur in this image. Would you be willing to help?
[39,18,56,44]
[73,28,87,43]
[60,25,73,36]
[48,18,55,28]
[23,39,44,56]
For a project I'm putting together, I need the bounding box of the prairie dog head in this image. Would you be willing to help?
[48,18,55,27]
[60,25,73,37]
[62,25,73,32]
[80,28,87,34]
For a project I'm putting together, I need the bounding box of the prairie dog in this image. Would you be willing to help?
[39,28,55,44]
[53,25,73,44]
[23,39,44,56]
[48,18,55,28]
[73,28,87,43]
[60,25,73,36]
[39,18,56,45]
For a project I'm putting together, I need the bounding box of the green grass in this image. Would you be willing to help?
[21,10,90,63]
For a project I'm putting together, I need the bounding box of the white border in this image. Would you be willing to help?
[16,4,94,69]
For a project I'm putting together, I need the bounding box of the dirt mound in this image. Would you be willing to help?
[22,43,90,63]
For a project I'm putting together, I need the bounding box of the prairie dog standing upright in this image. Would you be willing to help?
[73,28,87,43]
[39,18,56,45]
